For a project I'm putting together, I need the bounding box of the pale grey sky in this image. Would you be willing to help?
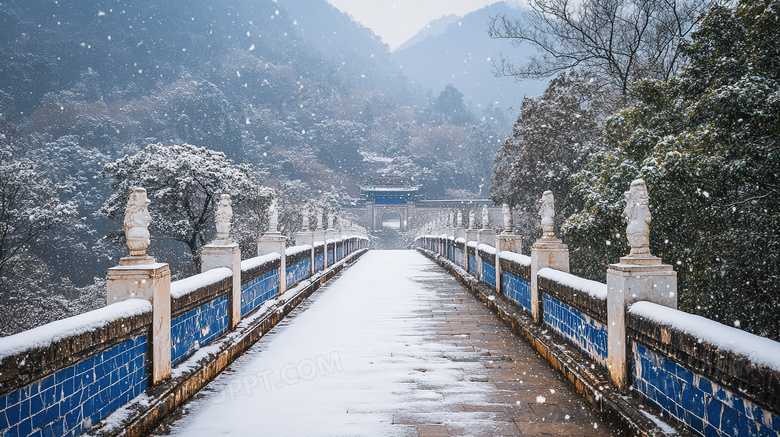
[326,0,502,50]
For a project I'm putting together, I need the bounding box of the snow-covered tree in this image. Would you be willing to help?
[489,0,713,95]
[564,0,780,339]
[491,71,617,246]
[101,143,273,270]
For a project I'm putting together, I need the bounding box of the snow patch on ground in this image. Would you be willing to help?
[639,409,678,435]
[630,302,780,372]
[170,268,232,299]
[163,251,495,436]
[499,251,531,266]
[0,299,151,361]
[538,268,607,300]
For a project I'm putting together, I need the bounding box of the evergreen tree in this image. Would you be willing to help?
[564,0,780,339]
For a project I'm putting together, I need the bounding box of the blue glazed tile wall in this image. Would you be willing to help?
[314,253,325,272]
[171,295,229,366]
[0,335,147,437]
[327,248,334,265]
[482,261,496,288]
[543,293,608,367]
[468,253,478,276]
[336,245,343,260]
[241,269,278,317]
[502,272,531,314]
[632,342,780,437]
[286,259,311,289]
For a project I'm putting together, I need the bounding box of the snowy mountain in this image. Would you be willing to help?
[397,15,461,52]
[394,2,546,116]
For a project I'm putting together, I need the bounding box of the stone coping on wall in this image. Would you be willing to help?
[0,300,153,396]
[86,248,369,437]
[240,253,281,286]
[538,274,608,325]
[417,247,687,437]
[499,253,531,281]
[628,303,780,415]
[171,268,233,318]
[477,245,496,264]
[286,244,313,266]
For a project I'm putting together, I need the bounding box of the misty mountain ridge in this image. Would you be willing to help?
[394,1,546,118]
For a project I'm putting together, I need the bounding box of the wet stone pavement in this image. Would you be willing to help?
[151,250,619,436]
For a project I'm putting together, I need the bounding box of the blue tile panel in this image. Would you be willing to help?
[286,258,311,289]
[543,293,608,367]
[336,245,344,260]
[0,335,147,437]
[314,253,325,272]
[468,253,478,276]
[327,248,334,265]
[632,342,780,437]
[447,244,453,262]
[482,261,496,288]
[502,271,531,314]
[170,295,229,366]
[240,269,279,317]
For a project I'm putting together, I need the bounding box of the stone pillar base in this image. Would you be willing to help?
[607,259,677,389]
[107,262,171,384]
[497,234,522,254]
[202,243,241,329]
[477,229,496,246]
[531,239,569,324]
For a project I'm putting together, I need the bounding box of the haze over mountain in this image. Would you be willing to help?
[394,1,546,120]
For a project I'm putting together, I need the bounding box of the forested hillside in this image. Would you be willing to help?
[0,0,502,335]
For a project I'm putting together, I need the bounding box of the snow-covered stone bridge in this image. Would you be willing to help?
[1,185,779,437]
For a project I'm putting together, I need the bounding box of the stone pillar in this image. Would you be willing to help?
[530,191,569,324]
[607,179,677,390]
[106,187,171,384]
[295,208,315,275]
[258,199,287,294]
[454,211,465,241]
[495,204,521,295]
[202,245,241,328]
[464,210,478,273]
[201,194,241,329]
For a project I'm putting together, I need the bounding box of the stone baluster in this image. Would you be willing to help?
[530,191,570,324]
[201,194,242,329]
[106,187,171,384]
[606,179,677,389]
[257,198,287,294]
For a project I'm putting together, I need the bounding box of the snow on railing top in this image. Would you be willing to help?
[455,237,466,244]
[241,252,281,272]
[630,301,780,372]
[499,251,531,267]
[477,243,496,255]
[538,267,607,300]
[170,267,232,299]
[285,244,312,258]
[466,241,478,248]
[0,299,152,361]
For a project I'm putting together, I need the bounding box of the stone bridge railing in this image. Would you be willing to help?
[416,182,780,437]
[0,192,369,437]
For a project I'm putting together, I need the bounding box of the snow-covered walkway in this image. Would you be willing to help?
[151,250,616,436]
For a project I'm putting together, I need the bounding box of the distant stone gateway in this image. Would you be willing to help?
[345,175,502,232]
